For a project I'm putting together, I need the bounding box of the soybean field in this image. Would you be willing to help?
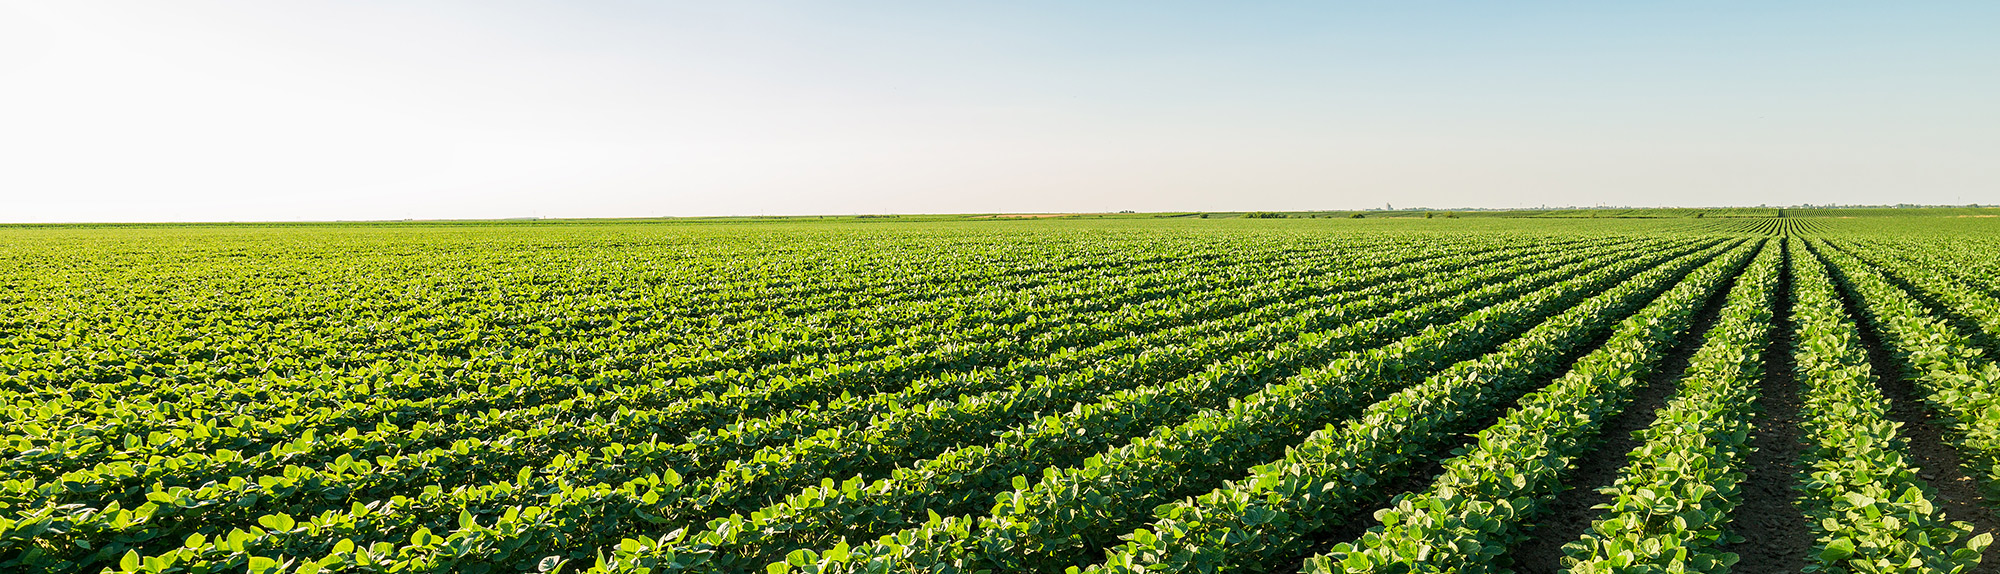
[5,214,2000,574]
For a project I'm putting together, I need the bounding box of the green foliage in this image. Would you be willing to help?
[5,216,1999,574]
[590,237,1655,572]
[1560,240,1780,573]
[1786,241,1986,574]
[1084,241,1752,574]
[1300,241,1770,574]
[1804,238,2000,572]
[754,239,1748,574]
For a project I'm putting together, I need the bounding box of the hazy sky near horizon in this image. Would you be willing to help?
[3,1,1996,222]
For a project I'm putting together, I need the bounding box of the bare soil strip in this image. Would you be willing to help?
[1728,240,1813,573]
[1504,244,1747,574]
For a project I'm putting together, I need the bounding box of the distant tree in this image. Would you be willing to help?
[1243,212,1287,219]
[1348,212,1365,219]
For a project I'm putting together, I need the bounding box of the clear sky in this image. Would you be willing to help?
[3,1,1996,222]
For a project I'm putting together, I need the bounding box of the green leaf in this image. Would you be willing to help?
[257,513,295,531]
[1967,532,1994,555]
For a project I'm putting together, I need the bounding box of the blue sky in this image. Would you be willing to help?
[2,1,1995,221]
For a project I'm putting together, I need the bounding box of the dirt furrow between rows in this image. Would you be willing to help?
[1729,239,1812,572]
[1505,245,1747,574]
[1823,245,2000,572]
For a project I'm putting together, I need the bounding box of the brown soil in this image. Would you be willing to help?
[1728,240,1813,572]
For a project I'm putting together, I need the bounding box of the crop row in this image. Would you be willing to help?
[1854,235,2000,302]
[1555,237,1780,572]
[10,236,1418,501]
[1833,240,2000,355]
[1073,242,1759,574]
[73,237,1683,573]
[0,240,1443,570]
[579,235,1702,573]
[28,218,2000,574]
[1786,238,1988,573]
[1303,239,1773,573]
[4,239,1345,473]
[6,235,1208,411]
[707,239,1746,573]
[407,238,1684,573]
[1811,241,2000,510]
[6,234,1645,572]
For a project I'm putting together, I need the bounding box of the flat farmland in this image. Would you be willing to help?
[4,214,1998,574]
